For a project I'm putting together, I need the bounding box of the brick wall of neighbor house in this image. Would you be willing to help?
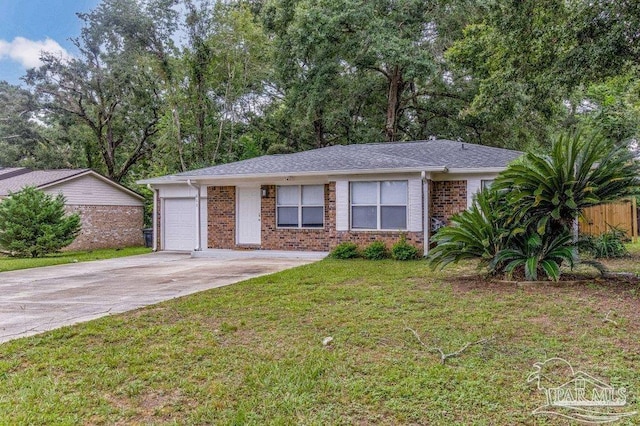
[64,205,144,251]
[208,186,236,249]
[430,180,467,226]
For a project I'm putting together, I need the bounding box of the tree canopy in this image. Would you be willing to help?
[0,0,637,185]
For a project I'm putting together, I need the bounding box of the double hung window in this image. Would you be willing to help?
[276,185,324,228]
[350,181,407,230]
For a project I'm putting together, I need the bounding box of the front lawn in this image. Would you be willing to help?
[0,255,638,424]
[0,246,152,272]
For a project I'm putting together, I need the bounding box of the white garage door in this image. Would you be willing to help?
[163,198,196,251]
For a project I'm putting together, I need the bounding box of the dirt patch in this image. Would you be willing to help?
[443,272,640,351]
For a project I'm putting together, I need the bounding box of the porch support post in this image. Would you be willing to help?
[187,179,202,251]
[422,171,430,256]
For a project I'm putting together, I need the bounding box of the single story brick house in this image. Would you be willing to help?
[138,140,523,255]
[0,168,145,250]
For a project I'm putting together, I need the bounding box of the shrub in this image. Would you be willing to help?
[428,187,510,273]
[428,131,640,281]
[579,226,629,259]
[329,242,359,259]
[362,241,389,260]
[0,187,81,258]
[391,235,420,260]
[495,230,575,281]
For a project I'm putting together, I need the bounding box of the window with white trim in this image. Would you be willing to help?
[350,181,407,230]
[276,185,324,228]
[481,179,494,190]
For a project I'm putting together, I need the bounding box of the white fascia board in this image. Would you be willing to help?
[140,166,448,185]
[444,167,507,174]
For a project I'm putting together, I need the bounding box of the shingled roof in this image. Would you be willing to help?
[139,139,523,184]
[0,168,144,199]
[0,169,89,196]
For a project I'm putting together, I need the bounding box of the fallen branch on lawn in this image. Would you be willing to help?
[603,310,618,327]
[405,327,495,365]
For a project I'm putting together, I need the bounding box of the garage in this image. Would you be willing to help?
[163,198,194,251]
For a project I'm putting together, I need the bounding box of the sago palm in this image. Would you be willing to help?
[428,187,510,274]
[495,132,640,231]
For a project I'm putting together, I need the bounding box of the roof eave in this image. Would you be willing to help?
[442,167,508,174]
[139,165,515,185]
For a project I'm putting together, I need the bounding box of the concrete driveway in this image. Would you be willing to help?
[0,251,323,343]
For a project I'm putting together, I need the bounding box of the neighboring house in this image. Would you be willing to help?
[0,168,145,250]
[138,140,523,255]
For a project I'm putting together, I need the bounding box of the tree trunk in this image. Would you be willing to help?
[385,65,404,142]
[313,110,326,148]
[172,106,186,172]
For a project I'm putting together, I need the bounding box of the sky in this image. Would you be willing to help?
[0,0,100,86]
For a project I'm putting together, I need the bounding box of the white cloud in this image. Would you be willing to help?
[0,37,71,69]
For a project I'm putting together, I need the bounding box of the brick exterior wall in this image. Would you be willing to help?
[207,182,424,252]
[65,205,144,251]
[207,186,236,249]
[430,180,467,226]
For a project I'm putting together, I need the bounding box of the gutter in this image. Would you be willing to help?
[137,166,450,185]
[187,179,202,251]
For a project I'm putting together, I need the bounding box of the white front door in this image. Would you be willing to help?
[237,187,261,245]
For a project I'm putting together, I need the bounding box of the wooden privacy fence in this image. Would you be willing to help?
[579,199,638,241]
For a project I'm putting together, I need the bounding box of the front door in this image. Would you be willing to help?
[237,187,261,245]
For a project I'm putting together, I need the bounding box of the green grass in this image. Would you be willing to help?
[0,256,639,424]
[0,246,152,272]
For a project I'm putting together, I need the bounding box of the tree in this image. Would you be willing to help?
[428,131,640,281]
[0,81,42,166]
[263,0,478,148]
[0,187,81,258]
[24,0,165,182]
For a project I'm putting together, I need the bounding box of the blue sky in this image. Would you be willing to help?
[0,0,100,86]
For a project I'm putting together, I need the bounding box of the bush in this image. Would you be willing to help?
[428,131,640,281]
[391,235,420,260]
[362,241,389,260]
[329,242,359,259]
[579,227,629,259]
[0,187,81,258]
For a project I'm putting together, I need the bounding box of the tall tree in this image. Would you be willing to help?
[0,81,42,166]
[264,0,478,147]
[24,0,165,181]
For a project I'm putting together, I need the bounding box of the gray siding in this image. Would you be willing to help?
[43,174,143,206]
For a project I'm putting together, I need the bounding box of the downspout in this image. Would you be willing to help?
[421,171,429,256]
[187,179,202,251]
[147,184,159,252]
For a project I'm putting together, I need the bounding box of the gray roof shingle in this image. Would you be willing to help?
[140,139,523,183]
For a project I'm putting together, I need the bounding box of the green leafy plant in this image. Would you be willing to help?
[428,187,510,273]
[428,131,640,281]
[496,132,640,231]
[362,241,390,260]
[391,235,420,260]
[494,230,575,281]
[0,187,81,258]
[329,242,360,259]
[579,226,629,259]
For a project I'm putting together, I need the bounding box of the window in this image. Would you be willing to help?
[481,179,494,190]
[350,181,407,230]
[276,185,324,228]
